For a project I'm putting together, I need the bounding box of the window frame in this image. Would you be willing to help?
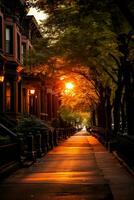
[5,25,13,55]
[17,32,21,61]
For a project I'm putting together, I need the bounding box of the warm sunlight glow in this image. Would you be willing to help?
[65,82,74,90]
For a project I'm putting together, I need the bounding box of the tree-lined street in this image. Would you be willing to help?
[27,0,134,136]
[0,1,134,199]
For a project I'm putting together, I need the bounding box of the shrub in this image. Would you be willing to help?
[15,115,49,137]
[0,135,11,145]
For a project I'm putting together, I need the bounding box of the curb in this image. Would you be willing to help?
[113,151,134,176]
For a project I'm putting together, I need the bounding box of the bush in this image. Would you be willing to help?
[0,135,11,145]
[15,115,50,137]
[51,116,72,128]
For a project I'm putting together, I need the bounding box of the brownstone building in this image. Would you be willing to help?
[0,0,59,124]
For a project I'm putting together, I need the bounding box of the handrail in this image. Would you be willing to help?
[0,143,17,149]
[0,123,17,137]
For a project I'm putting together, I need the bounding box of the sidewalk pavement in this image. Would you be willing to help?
[0,131,134,200]
[87,134,134,200]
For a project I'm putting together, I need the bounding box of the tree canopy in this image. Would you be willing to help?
[54,71,98,112]
[26,0,134,133]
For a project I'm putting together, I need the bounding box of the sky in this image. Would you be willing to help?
[27,7,48,23]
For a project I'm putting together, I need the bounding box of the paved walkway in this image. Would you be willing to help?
[0,131,134,200]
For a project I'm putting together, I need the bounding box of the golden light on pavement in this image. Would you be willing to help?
[21,171,93,183]
[65,82,74,90]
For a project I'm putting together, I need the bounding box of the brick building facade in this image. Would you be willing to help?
[0,0,59,123]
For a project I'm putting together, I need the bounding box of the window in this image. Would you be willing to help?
[6,82,11,112]
[17,33,20,60]
[5,26,13,54]
[0,16,2,49]
[21,42,26,65]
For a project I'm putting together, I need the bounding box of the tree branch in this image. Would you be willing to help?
[101,65,118,84]
[109,53,120,67]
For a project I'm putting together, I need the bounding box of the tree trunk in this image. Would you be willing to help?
[124,61,134,135]
[113,82,124,135]
[120,93,126,132]
[97,85,106,128]
[105,87,112,137]
[97,100,106,128]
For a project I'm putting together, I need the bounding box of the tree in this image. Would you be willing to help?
[54,71,98,111]
[59,106,91,128]
[27,0,134,135]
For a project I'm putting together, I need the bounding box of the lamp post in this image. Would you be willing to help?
[30,89,35,95]
[64,82,75,95]
[0,75,4,82]
[29,89,36,114]
[65,82,74,90]
[0,70,4,82]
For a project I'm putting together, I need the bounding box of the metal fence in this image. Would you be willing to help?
[0,127,76,179]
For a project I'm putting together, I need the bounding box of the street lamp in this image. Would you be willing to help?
[30,89,35,95]
[0,75,4,82]
[0,69,4,82]
[65,82,74,90]
[64,82,75,95]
